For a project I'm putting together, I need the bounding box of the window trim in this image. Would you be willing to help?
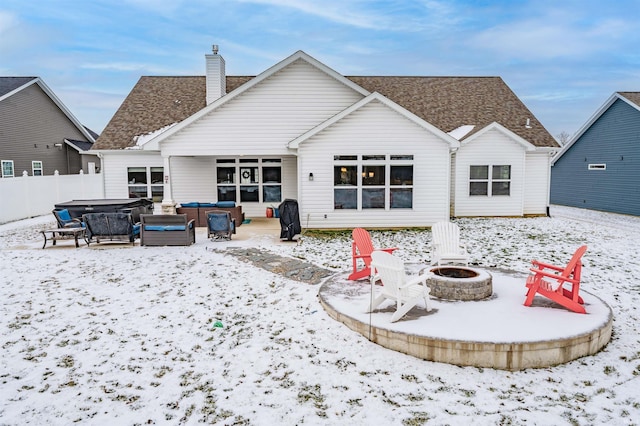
[333,154,414,210]
[469,164,511,197]
[469,165,489,196]
[1,160,14,178]
[127,166,163,201]
[32,160,43,176]
[588,163,606,171]
[216,158,282,203]
[491,165,511,196]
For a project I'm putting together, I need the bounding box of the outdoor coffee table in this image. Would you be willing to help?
[41,227,87,249]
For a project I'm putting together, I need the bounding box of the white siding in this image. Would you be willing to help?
[298,100,451,229]
[161,59,363,157]
[281,156,298,201]
[523,152,551,215]
[102,152,163,198]
[168,156,297,218]
[103,152,297,215]
[454,129,526,217]
[170,156,216,203]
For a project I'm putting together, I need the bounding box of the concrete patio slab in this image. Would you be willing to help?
[318,266,613,370]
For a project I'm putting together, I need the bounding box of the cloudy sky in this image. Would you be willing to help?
[1,0,638,140]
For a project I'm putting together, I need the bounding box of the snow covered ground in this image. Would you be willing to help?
[1,205,639,425]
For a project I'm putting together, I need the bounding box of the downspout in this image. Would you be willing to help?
[66,144,71,174]
[449,147,458,218]
[547,149,558,217]
[96,151,106,198]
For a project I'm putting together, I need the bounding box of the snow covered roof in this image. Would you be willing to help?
[130,122,178,149]
[447,125,475,140]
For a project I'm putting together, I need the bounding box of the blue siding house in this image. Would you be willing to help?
[551,92,640,216]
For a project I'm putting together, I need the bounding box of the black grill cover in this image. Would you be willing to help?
[278,199,301,240]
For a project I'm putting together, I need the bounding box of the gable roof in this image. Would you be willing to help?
[348,76,557,147]
[0,76,96,143]
[552,91,640,165]
[126,51,372,150]
[93,53,558,150]
[288,92,460,149]
[94,76,251,150]
[461,122,537,151]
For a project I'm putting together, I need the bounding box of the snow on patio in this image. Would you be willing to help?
[320,268,611,343]
[1,206,639,425]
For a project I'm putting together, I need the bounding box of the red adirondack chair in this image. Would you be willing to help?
[523,245,588,314]
[348,228,398,280]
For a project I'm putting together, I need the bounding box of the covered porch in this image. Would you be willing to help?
[159,154,298,218]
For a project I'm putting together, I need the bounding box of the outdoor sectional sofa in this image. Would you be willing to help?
[140,214,195,246]
[82,212,140,245]
[176,201,244,227]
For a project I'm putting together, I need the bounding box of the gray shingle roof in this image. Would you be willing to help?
[618,92,640,109]
[0,77,37,98]
[349,76,557,147]
[93,74,558,150]
[65,139,94,152]
[94,76,251,150]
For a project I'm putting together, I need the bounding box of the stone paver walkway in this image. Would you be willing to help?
[221,247,334,284]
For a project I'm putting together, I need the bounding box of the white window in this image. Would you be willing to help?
[588,164,606,170]
[127,167,163,201]
[362,155,385,209]
[333,157,358,209]
[216,158,282,203]
[1,160,14,178]
[333,155,413,210]
[32,161,43,176]
[470,165,511,196]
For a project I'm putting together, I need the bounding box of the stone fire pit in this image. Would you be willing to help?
[425,266,492,301]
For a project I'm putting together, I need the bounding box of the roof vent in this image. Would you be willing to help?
[525,118,532,129]
[212,45,219,55]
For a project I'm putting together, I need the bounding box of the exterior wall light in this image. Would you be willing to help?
[308,172,314,181]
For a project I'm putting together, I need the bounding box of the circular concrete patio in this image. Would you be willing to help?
[318,265,613,370]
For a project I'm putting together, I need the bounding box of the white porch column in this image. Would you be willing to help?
[161,155,176,214]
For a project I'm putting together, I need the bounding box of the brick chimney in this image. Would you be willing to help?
[205,44,226,105]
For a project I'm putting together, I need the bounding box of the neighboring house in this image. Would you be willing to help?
[0,77,99,178]
[551,92,640,216]
[92,48,558,228]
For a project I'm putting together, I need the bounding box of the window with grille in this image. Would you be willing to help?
[469,165,511,196]
[333,155,413,209]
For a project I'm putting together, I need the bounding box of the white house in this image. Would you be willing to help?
[92,47,559,228]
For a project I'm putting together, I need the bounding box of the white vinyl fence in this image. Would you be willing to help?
[0,171,104,224]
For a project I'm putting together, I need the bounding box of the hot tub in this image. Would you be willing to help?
[54,199,154,222]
